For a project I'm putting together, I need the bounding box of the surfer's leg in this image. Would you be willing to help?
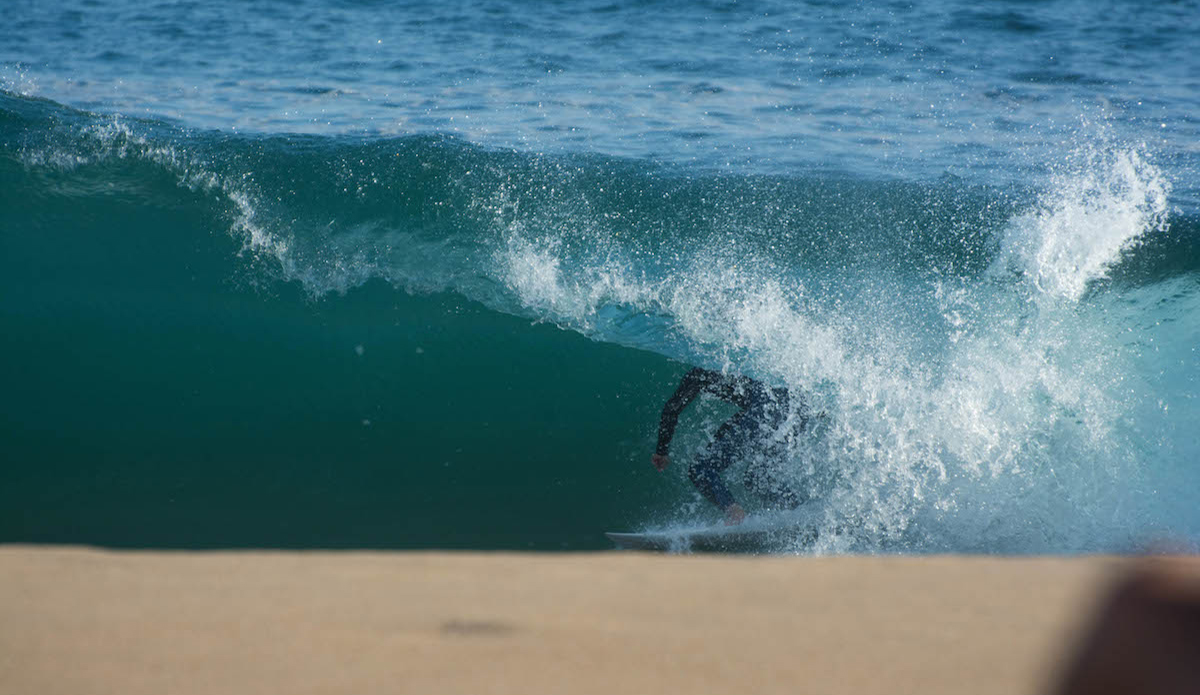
[743,402,805,509]
[687,411,754,510]
[743,460,804,509]
[687,462,735,510]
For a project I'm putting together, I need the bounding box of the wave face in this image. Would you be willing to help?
[2,92,1196,551]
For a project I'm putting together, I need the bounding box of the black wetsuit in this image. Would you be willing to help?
[655,367,803,511]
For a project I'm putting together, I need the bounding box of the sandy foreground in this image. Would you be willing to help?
[0,546,1139,695]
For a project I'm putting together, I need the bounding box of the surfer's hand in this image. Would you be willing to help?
[724,503,746,526]
[651,454,670,471]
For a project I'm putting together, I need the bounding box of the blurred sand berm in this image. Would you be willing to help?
[0,547,1184,695]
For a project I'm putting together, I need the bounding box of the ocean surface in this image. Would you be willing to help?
[2,0,1198,552]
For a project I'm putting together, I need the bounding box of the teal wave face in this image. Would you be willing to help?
[0,128,681,548]
[2,94,1199,552]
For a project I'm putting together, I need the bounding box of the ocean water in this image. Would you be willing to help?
[2,0,1197,552]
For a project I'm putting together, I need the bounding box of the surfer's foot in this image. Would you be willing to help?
[723,503,746,526]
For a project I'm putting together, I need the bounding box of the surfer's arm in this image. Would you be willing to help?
[654,368,707,457]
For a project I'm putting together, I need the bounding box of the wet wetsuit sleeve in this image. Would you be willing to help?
[655,368,707,456]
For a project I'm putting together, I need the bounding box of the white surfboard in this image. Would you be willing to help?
[606,508,823,553]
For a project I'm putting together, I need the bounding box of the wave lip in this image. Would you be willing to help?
[993,146,1172,301]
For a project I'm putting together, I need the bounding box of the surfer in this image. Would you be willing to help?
[652,367,806,526]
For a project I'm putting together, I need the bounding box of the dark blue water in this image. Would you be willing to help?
[2,0,1198,552]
